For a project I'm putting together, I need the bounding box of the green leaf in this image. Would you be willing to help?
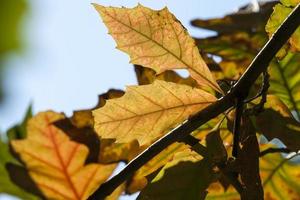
[7,105,32,140]
[137,159,216,200]
[266,3,300,52]
[0,139,40,199]
[269,53,300,119]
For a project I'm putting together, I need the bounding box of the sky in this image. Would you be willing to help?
[0,0,255,199]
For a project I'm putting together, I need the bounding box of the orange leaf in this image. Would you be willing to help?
[11,111,116,200]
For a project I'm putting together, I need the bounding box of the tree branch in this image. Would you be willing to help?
[88,4,300,199]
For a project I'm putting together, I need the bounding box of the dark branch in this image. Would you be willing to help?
[260,147,292,157]
[88,4,300,199]
[232,97,244,158]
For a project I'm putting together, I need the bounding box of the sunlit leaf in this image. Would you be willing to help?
[269,53,300,119]
[93,80,216,145]
[260,149,300,199]
[281,0,300,6]
[11,111,117,200]
[266,3,300,52]
[94,4,222,93]
[0,139,40,199]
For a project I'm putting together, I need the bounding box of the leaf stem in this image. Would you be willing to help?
[88,4,300,199]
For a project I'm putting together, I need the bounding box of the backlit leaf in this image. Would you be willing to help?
[260,150,300,199]
[11,111,117,200]
[0,139,39,199]
[266,3,300,52]
[269,53,300,119]
[93,80,216,145]
[93,4,222,93]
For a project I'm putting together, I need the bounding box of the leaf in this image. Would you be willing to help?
[269,53,300,119]
[7,105,33,140]
[0,139,40,199]
[134,65,198,87]
[11,111,117,200]
[99,139,144,164]
[255,95,300,152]
[137,159,216,200]
[93,80,216,145]
[93,4,222,93]
[126,142,190,193]
[266,3,300,52]
[54,118,101,163]
[260,150,300,199]
[281,0,300,6]
[191,1,276,33]
[71,89,124,128]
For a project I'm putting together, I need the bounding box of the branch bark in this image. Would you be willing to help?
[88,4,300,199]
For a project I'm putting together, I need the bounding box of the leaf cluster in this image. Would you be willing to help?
[0,1,300,200]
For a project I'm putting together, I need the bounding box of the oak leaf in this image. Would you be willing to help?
[93,80,216,145]
[93,4,222,93]
[11,111,117,200]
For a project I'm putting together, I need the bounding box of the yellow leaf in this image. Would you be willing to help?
[260,147,300,200]
[11,111,116,200]
[93,4,222,93]
[93,80,216,145]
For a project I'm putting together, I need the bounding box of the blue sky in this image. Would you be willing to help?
[0,0,254,199]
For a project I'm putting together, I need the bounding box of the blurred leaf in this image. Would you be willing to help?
[269,53,300,119]
[266,3,300,52]
[191,1,276,33]
[0,139,40,199]
[260,149,300,199]
[281,0,300,6]
[11,111,117,200]
[93,4,222,92]
[256,95,300,151]
[206,129,227,164]
[137,159,216,200]
[0,0,28,102]
[7,105,32,140]
[93,80,216,145]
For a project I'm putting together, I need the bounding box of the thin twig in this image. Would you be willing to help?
[88,4,300,199]
[260,147,292,157]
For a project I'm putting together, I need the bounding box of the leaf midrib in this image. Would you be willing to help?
[103,9,219,92]
[98,101,214,125]
[274,60,300,119]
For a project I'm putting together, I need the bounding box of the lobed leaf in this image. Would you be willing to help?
[93,80,216,145]
[11,111,117,200]
[93,4,222,93]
